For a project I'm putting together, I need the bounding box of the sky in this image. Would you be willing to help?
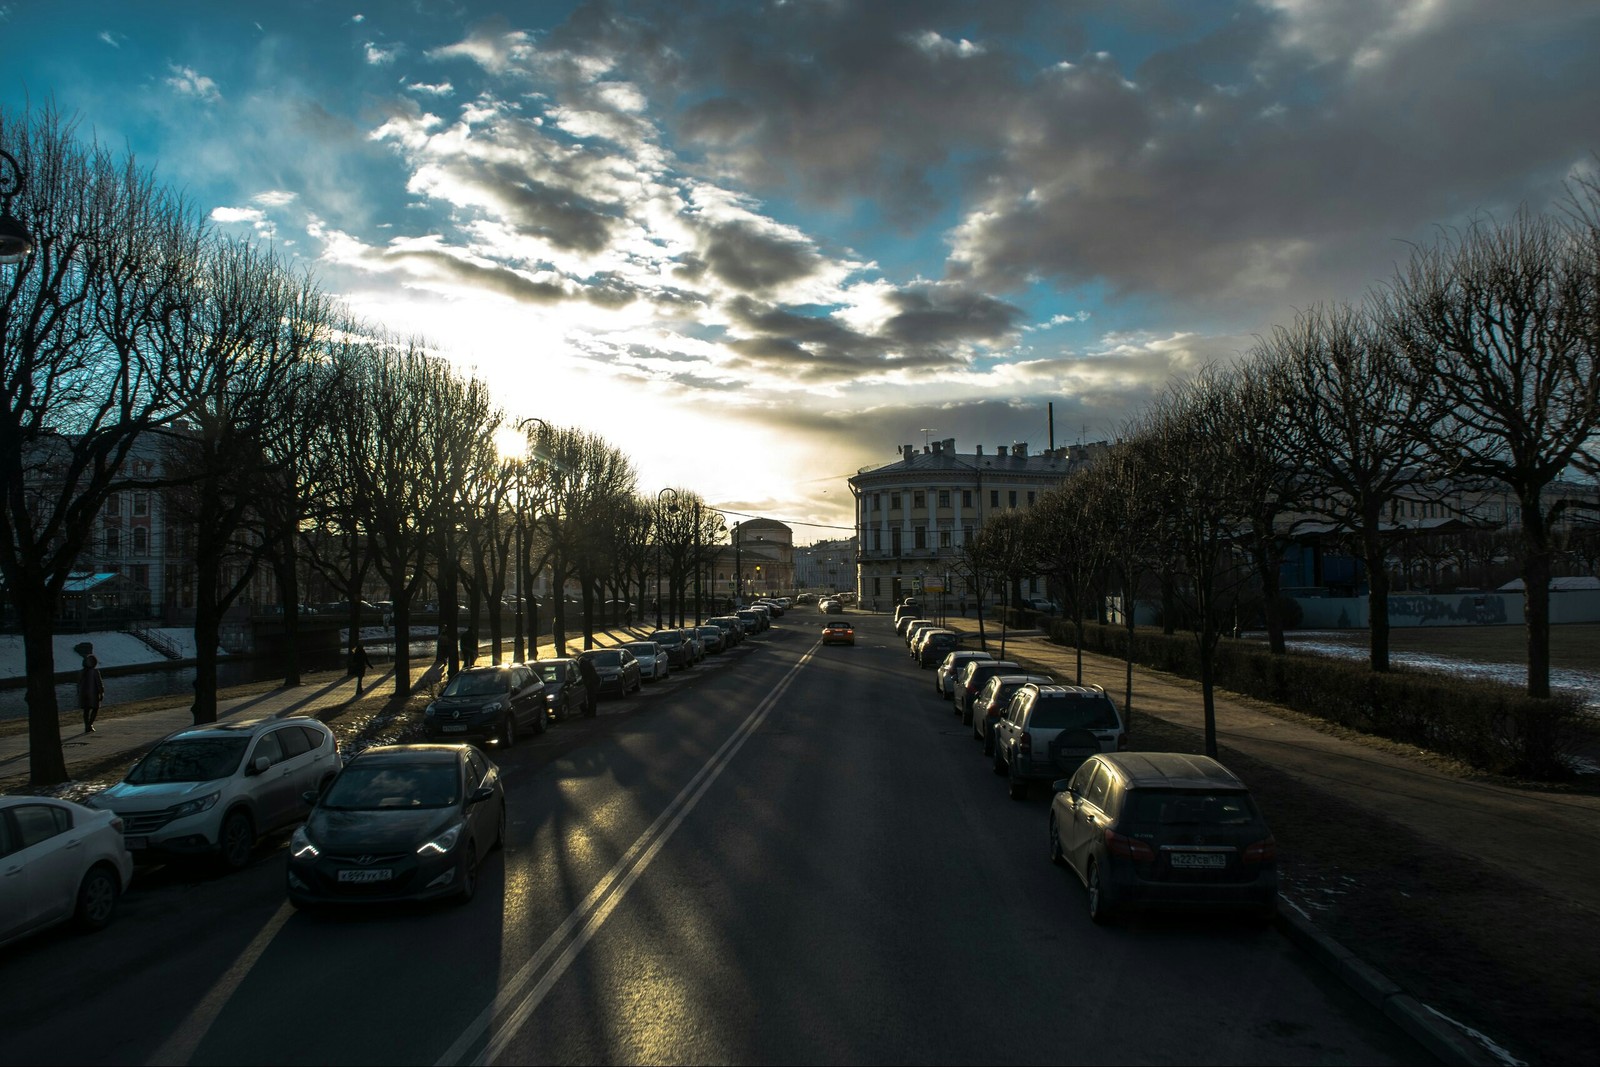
[4,1,1598,541]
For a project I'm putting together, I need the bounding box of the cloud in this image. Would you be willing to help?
[365,41,399,65]
[98,30,123,48]
[165,63,221,103]
[406,80,454,96]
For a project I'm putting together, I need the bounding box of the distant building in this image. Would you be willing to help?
[848,437,1106,609]
[794,538,857,592]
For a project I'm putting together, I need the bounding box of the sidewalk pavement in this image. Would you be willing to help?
[0,626,652,787]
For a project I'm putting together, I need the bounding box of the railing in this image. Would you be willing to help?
[124,620,183,660]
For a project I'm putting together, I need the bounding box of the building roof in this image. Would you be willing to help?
[850,438,1105,486]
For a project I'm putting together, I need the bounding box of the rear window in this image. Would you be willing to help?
[1121,790,1260,828]
[1030,696,1120,731]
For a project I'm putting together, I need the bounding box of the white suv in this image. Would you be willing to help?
[992,684,1126,800]
[93,717,339,870]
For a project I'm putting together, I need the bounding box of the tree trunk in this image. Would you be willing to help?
[1361,527,1391,673]
[1253,535,1287,655]
[191,557,223,725]
[1520,497,1553,699]
[273,549,302,687]
[1200,644,1218,759]
[20,591,68,786]
[391,586,412,696]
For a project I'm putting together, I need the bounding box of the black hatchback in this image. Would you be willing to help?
[1049,753,1278,924]
[423,664,546,746]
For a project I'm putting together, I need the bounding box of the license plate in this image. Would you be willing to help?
[441,723,467,733]
[125,836,148,851]
[337,868,393,883]
[1169,852,1227,869]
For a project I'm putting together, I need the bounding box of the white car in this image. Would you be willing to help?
[94,717,339,871]
[936,651,994,699]
[0,795,134,949]
[625,641,671,681]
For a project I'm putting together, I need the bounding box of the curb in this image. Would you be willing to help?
[1274,905,1507,1066]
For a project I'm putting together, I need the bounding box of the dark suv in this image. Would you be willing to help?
[649,629,694,669]
[1049,753,1278,924]
[424,664,546,746]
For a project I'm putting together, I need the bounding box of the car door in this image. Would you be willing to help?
[996,691,1030,765]
[463,749,492,844]
[1066,762,1113,873]
[246,729,296,831]
[0,803,77,936]
[271,725,320,819]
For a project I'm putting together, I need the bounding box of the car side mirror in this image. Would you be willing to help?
[468,785,495,804]
[302,789,321,806]
[1052,778,1073,794]
[251,756,271,775]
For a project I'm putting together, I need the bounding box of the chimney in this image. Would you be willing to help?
[901,444,915,462]
[997,444,1008,457]
[942,437,956,456]
[975,444,983,456]
[1014,442,1029,458]
[930,440,943,455]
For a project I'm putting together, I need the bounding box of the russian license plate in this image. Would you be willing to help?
[337,868,393,883]
[125,836,148,851]
[1170,852,1227,869]
[441,723,467,733]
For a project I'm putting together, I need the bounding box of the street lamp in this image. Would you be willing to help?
[0,149,35,266]
[656,487,678,628]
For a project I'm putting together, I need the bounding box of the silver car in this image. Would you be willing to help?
[94,717,339,870]
[0,795,134,948]
[626,640,670,681]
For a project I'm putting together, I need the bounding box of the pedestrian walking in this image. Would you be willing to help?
[959,595,967,616]
[578,654,601,714]
[349,642,373,695]
[79,653,105,733]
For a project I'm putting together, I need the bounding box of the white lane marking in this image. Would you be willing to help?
[437,643,818,1067]
[146,900,295,1066]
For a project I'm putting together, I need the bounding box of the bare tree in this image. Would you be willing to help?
[1387,205,1600,697]
[1,107,205,783]
[1264,301,1440,672]
[1028,475,1108,683]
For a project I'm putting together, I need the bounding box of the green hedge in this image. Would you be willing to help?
[1053,622,1585,781]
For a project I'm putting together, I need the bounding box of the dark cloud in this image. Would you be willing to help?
[882,286,1022,345]
[698,219,822,292]
[385,248,568,303]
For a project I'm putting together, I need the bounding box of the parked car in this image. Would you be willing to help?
[531,658,592,719]
[650,629,695,669]
[733,609,764,635]
[425,663,548,744]
[893,603,920,628]
[93,717,339,870]
[1022,597,1061,615]
[578,647,642,696]
[286,743,506,907]
[972,673,1056,753]
[820,597,843,614]
[695,625,727,655]
[993,684,1126,799]
[684,628,706,663]
[707,616,744,647]
[626,641,670,682]
[953,660,1023,723]
[936,650,993,699]
[1050,752,1278,924]
[916,630,961,667]
[0,795,134,949]
[904,620,940,648]
[821,620,855,645]
[894,614,923,638]
[747,604,773,628]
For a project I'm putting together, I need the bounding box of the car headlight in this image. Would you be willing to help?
[545,692,559,704]
[425,703,437,717]
[290,825,320,859]
[417,821,465,856]
[481,700,504,713]
[172,791,221,820]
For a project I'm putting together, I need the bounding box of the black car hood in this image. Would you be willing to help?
[307,806,460,853]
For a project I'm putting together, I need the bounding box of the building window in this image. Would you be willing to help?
[1009,490,1018,508]
[964,525,974,543]
[133,527,148,555]
[990,490,999,508]
[105,528,120,555]
[873,577,881,596]
[914,527,926,549]
[133,493,149,517]
[913,491,925,509]
[940,530,952,548]
[936,489,949,508]
[872,529,882,551]
[1027,491,1036,506]
[891,493,901,510]
[962,490,972,508]
[875,493,883,510]
[105,493,121,518]
[891,529,902,555]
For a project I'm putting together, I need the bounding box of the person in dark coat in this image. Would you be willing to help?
[349,643,373,695]
[578,654,602,713]
[79,654,105,734]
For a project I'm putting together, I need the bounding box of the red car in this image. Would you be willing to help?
[821,621,855,645]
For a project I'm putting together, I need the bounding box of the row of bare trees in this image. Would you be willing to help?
[959,181,1600,757]
[2,107,727,786]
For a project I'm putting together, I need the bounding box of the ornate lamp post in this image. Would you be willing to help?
[0,149,35,266]
[655,487,678,628]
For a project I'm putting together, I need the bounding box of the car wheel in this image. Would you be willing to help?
[1049,813,1066,867]
[532,706,547,735]
[454,841,479,904]
[1087,859,1117,924]
[74,865,120,931]
[501,714,517,747]
[219,810,255,871]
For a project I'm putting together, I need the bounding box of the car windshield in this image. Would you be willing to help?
[654,632,683,646]
[319,763,460,810]
[441,671,506,697]
[536,663,569,683]
[127,737,250,783]
[585,651,622,667]
[1122,790,1259,827]
[625,644,655,656]
[1032,697,1120,731]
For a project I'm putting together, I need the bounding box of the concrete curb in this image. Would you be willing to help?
[1275,905,1507,1066]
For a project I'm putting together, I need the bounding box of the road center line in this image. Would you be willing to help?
[437,643,817,1067]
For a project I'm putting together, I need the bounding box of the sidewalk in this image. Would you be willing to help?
[0,625,653,789]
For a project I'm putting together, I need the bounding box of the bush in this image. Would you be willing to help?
[1065,624,1583,780]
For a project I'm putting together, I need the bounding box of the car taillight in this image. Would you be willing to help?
[1019,730,1033,755]
[1242,836,1276,864]
[1103,829,1155,861]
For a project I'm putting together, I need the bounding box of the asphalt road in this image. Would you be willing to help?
[0,614,1429,1065]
